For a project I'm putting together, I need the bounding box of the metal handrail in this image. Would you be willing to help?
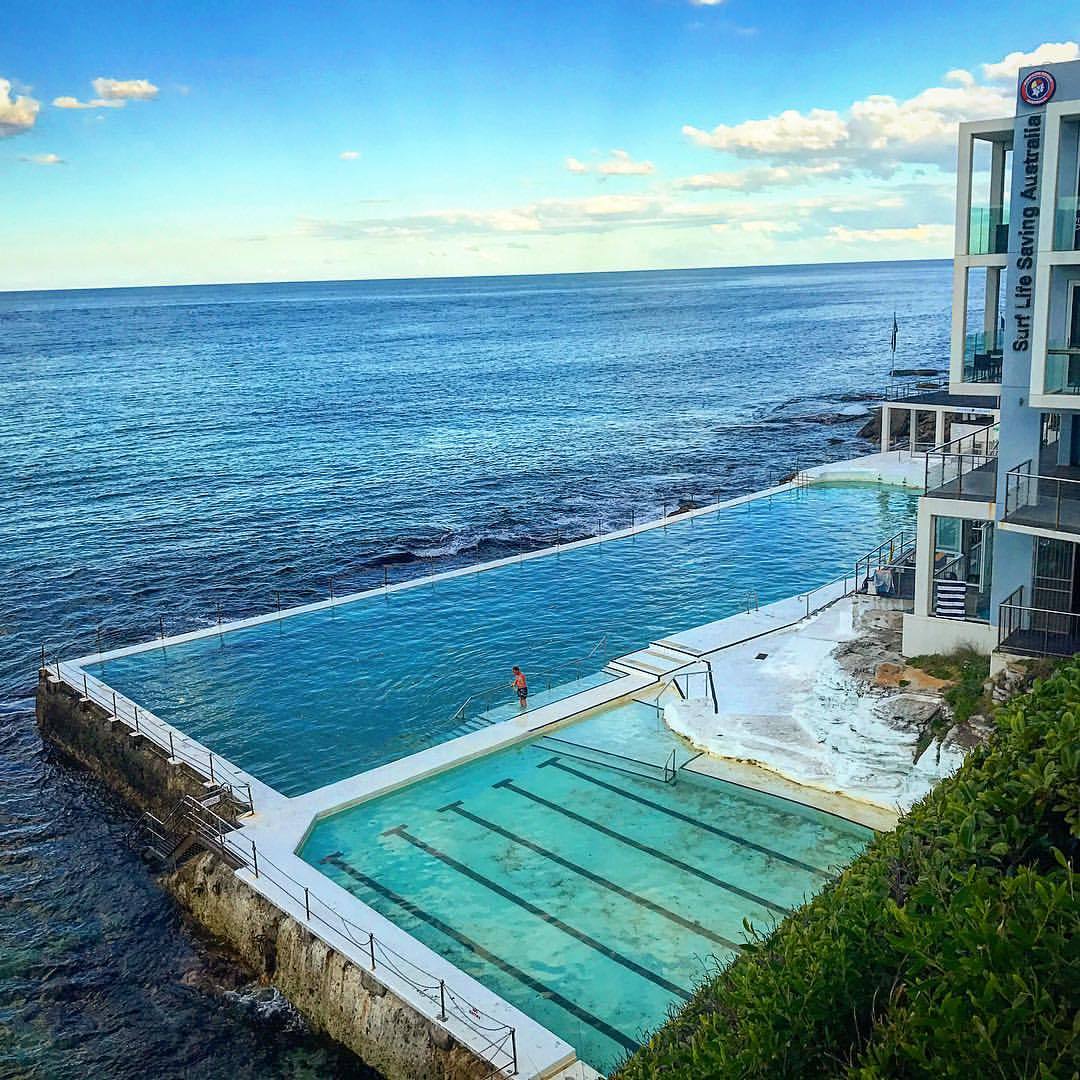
[45,657,255,811]
[1004,461,1080,530]
[882,376,949,402]
[854,529,915,584]
[661,655,719,714]
[997,595,1080,657]
[924,423,999,496]
[926,422,999,459]
[151,797,519,1076]
[447,632,611,725]
[799,571,857,615]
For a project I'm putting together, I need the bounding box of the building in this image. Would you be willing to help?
[901,58,1080,667]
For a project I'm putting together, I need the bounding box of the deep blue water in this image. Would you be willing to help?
[0,262,950,1077]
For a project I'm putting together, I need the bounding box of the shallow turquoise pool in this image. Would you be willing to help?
[88,483,916,795]
[300,699,872,1072]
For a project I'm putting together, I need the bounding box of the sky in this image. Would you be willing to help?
[2,2,1079,290]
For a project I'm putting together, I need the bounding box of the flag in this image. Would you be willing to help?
[890,312,899,354]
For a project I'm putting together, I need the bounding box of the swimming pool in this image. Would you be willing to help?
[299,697,872,1072]
[87,483,916,796]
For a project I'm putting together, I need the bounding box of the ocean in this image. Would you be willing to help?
[0,261,950,1078]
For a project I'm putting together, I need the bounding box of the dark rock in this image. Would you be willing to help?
[890,367,943,377]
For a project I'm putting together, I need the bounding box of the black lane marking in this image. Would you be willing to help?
[385,825,692,1002]
[319,852,639,1053]
[494,778,790,917]
[440,800,742,953]
[541,757,833,879]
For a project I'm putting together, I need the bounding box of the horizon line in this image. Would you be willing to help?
[0,254,950,296]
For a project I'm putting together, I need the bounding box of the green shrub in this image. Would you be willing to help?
[614,661,1080,1080]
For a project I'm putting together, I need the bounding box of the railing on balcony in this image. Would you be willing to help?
[968,205,1009,256]
[1044,342,1080,394]
[1003,462,1080,534]
[924,424,999,500]
[961,330,1003,384]
[998,595,1080,658]
[1053,196,1080,252]
[881,376,950,403]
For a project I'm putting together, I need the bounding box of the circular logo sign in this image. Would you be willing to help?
[1020,69,1056,105]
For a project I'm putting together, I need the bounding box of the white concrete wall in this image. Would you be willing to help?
[901,613,999,657]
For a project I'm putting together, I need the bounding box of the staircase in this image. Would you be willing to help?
[134,789,241,867]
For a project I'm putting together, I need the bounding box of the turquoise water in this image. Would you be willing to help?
[88,483,916,796]
[300,698,872,1072]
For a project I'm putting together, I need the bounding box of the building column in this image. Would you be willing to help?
[934,409,947,448]
[909,408,918,452]
[913,502,935,618]
[880,404,891,453]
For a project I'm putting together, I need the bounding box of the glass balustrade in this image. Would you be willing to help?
[968,206,1009,255]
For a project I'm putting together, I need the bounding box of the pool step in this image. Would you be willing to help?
[608,642,695,677]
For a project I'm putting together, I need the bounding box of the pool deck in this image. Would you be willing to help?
[49,448,930,1079]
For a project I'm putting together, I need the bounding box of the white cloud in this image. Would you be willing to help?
[982,42,1080,81]
[598,148,655,175]
[0,78,40,137]
[339,150,360,160]
[53,95,123,109]
[303,189,828,244]
[712,219,798,236]
[92,77,159,101]
[54,77,159,110]
[675,162,843,190]
[565,149,655,176]
[679,46,1080,173]
[945,68,975,87]
[20,152,64,165]
[690,0,725,5]
[828,223,952,245]
[684,108,848,156]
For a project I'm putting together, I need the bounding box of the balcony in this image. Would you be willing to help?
[1053,196,1080,252]
[924,424,998,502]
[998,589,1080,657]
[1003,463,1080,536]
[961,331,1003,384]
[1044,343,1080,394]
[968,206,1009,256]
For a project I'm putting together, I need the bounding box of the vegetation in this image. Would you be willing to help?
[908,647,991,725]
[614,659,1080,1080]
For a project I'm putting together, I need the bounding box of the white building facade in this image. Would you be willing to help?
[903,59,1080,665]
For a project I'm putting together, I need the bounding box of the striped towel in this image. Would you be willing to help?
[935,580,967,619]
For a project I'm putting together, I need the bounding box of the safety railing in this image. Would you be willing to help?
[1004,462,1080,534]
[1044,343,1080,394]
[924,423,998,498]
[157,798,520,1077]
[43,655,255,812]
[961,332,1003,384]
[660,656,719,714]
[881,376,949,402]
[997,596,1080,658]
[854,529,915,591]
[535,732,683,784]
[798,571,857,617]
[447,634,612,728]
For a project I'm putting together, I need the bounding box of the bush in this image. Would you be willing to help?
[614,661,1080,1080]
